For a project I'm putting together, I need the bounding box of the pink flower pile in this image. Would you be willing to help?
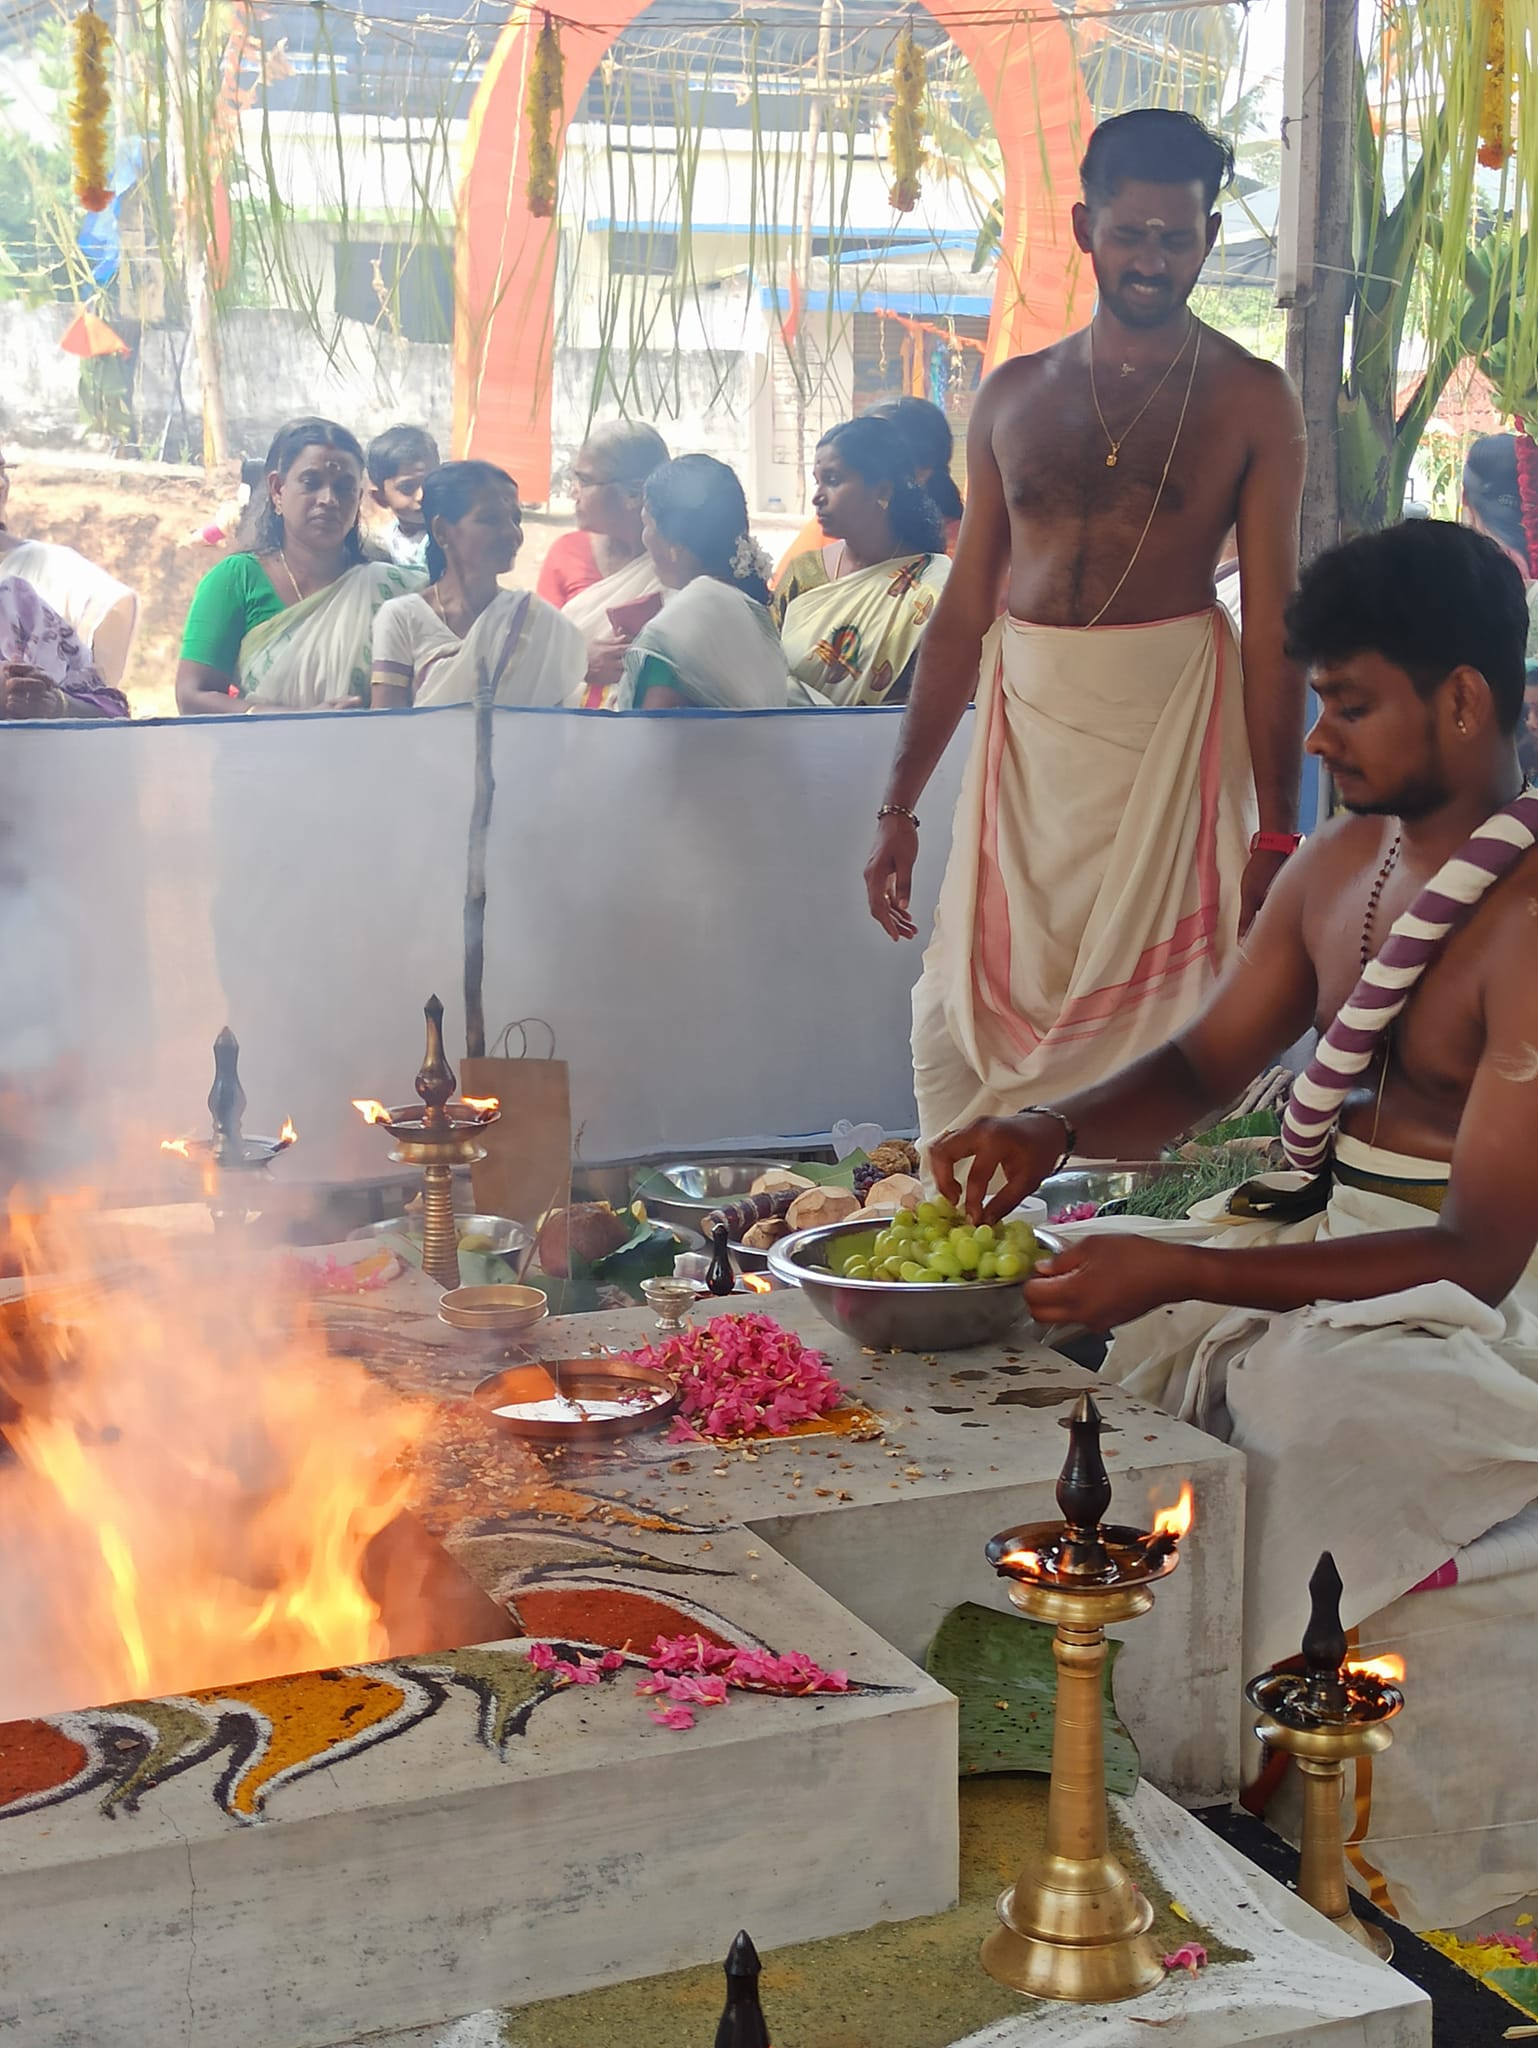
[1049,1201,1100,1224]
[627,1313,845,1440]
[636,1631,850,1730]
[525,1642,627,1686]
[282,1251,403,1294]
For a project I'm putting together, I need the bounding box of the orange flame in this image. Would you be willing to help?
[1346,1652,1405,1685]
[741,1272,773,1294]
[0,1198,426,1719]
[160,1136,192,1159]
[1151,1482,1194,1541]
[459,1095,500,1115]
[352,1100,393,1127]
[278,1117,298,1147]
[1000,1547,1040,1575]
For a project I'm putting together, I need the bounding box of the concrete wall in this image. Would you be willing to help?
[0,304,86,445]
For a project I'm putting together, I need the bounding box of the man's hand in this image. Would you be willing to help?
[864,811,919,940]
[1,664,67,720]
[930,1112,1065,1223]
[1025,1235,1192,1331]
[1238,846,1289,935]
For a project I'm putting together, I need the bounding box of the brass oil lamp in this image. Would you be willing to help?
[1246,1551,1405,1960]
[352,996,500,1290]
[161,1027,296,1230]
[981,1391,1193,2003]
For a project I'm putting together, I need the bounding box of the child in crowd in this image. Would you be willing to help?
[366,425,440,569]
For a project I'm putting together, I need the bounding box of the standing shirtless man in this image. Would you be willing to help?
[864,109,1307,1140]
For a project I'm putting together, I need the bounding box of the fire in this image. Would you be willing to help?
[459,1096,500,1116]
[160,1136,192,1159]
[1000,1547,1040,1575]
[1346,1652,1406,1685]
[0,1199,425,1720]
[1151,1482,1195,1542]
[352,1099,393,1127]
[741,1272,773,1294]
[278,1117,298,1147]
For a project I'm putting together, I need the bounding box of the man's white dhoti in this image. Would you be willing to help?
[911,608,1254,1138]
[1102,1134,1538,1928]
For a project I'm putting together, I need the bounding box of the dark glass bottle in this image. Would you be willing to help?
[714,1930,770,2047]
[706,1223,736,1297]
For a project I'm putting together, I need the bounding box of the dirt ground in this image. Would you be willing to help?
[3,456,569,721]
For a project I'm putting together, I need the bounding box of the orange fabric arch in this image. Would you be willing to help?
[454,5,1095,498]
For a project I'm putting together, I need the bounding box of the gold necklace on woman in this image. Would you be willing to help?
[1089,313,1196,467]
[277,548,305,604]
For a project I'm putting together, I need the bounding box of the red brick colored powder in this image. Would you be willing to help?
[0,1720,89,1806]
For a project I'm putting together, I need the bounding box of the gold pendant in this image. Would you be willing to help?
[1106,451,1118,467]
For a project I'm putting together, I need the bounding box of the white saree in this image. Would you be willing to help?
[910,607,1255,1139]
[239,560,421,708]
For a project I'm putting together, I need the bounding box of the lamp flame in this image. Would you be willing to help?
[741,1272,773,1295]
[278,1118,298,1147]
[352,1100,393,1127]
[1346,1652,1405,1685]
[999,1547,1040,1575]
[1151,1483,1194,1542]
[460,1095,500,1115]
[160,1137,192,1159]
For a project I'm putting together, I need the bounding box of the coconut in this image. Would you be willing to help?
[750,1168,818,1197]
[741,1216,791,1251]
[859,1173,924,1215]
[785,1186,862,1232]
[535,1202,630,1277]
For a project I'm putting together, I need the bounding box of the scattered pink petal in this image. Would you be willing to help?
[1162,1944,1207,1976]
[526,1642,561,1672]
[650,1704,697,1730]
[598,1651,627,1673]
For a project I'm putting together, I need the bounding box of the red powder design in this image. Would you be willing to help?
[516,1587,737,1656]
[0,1720,89,1806]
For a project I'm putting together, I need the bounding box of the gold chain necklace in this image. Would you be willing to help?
[277,548,305,605]
[1089,313,1196,468]
[1082,323,1203,629]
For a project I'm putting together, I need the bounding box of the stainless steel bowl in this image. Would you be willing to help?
[632,1159,785,1231]
[1037,1163,1186,1222]
[349,1212,530,1259]
[767,1217,1062,1353]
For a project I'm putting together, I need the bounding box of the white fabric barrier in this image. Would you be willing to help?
[0,704,969,1186]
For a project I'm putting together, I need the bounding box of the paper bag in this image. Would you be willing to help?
[461,1020,571,1229]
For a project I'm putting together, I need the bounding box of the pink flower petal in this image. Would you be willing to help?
[1162,1944,1207,1976]
[650,1704,696,1731]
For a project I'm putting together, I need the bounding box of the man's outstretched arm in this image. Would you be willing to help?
[864,374,1012,939]
[1233,363,1308,930]
[1025,889,1538,1328]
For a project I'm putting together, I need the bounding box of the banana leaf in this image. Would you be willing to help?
[925,1602,1139,1791]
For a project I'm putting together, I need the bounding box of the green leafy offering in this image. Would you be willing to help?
[925,1602,1139,1790]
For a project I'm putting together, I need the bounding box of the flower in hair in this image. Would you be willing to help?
[730,532,774,582]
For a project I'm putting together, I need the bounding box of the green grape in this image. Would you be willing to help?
[954,1238,982,1272]
[879,1258,906,1280]
[928,1247,962,1280]
[844,1259,872,1280]
[889,1210,917,1237]
[973,1223,996,1248]
[977,1252,1000,1281]
[915,1201,943,1227]
[873,1230,898,1261]
[995,1250,1024,1281]
[899,1260,927,1283]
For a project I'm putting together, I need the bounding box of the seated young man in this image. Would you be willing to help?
[933,519,1538,1928]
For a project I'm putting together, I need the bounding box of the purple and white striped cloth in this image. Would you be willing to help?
[1281,791,1538,1171]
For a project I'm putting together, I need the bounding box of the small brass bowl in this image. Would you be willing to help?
[438,1284,549,1334]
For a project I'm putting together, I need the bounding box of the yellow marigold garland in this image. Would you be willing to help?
[525,13,564,220]
[70,5,113,215]
[888,23,926,214]
[1478,0,1512,169]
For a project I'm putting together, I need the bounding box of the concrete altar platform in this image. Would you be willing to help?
[340,1780,1432,2048]
[0,1267,1240,2047]
[504,1290,1247,1801]
[0,1530,955,2048]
